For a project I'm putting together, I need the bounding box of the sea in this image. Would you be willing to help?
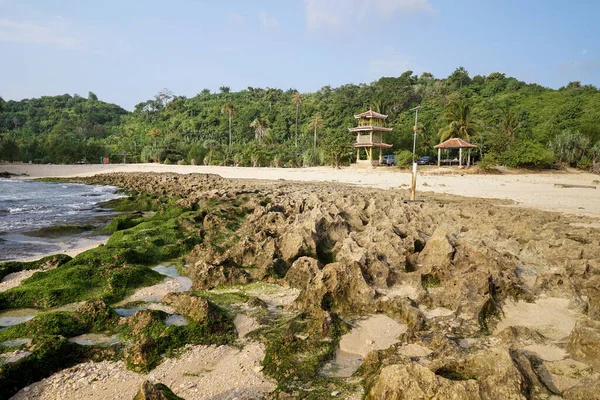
[0,179,122,261]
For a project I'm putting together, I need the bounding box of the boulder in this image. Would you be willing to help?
[284,256,321,289]
[585,275,600,320]
[296,262,376,314]
[367,363,480,400]
[567,318,600,371]
[417,227,455,271]
[189,260,251,290]
[133,380,183,400]
[162,293,209,322]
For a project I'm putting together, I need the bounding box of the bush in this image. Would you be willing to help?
[478,153,498,171]
[577,156,592,170]
[548,130,590,166]
[394,150,413,167]
[302,148,322,167]
[499,141,555,169]
[140,146,161,163]
[187,144,206,165]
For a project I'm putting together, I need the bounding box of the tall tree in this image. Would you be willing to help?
[438,100,478,142]
[221,103,236,146]
[292,91,302,147]
[203,139,218,165]
[219,86,231,94]
[307,113,324,149]
[250,117,268,143]
[148,128,161,148]
[497,108,522,137]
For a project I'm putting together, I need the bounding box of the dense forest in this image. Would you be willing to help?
[1,67,600,170]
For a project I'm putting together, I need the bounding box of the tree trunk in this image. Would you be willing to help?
[313,127,317,149]
[295,105,299,147]
[228,114,232,147]
[153,137,157,148]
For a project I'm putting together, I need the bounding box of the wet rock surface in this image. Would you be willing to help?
[11,171,600,399]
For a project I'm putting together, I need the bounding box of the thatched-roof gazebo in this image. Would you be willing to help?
[434,138,477,167]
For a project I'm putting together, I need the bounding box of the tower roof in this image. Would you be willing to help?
[354,109,388,119]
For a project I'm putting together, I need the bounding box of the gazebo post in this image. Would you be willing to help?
[459,148,463,167]
[379,147,382,163]
[467,148,471,167]
[437,148,441,167]
[357,149,360,161]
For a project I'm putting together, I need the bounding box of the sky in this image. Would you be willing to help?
[1,0,599,110]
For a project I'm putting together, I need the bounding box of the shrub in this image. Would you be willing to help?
[548,130,590,166]
[577,156,592,170]
[394,150,413,167]
[478,153,498,171]
[499,141,555,169]
[140,146,161,163]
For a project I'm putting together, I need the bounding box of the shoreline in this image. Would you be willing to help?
[2,163,600,218]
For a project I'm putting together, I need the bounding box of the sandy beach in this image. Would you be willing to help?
[3,163,600,218]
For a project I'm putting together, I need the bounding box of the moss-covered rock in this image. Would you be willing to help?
[0,254,71,281]
[133,380,183,400]
[0,336,83,400]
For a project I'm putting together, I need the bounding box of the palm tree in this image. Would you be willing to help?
[148,128,161,148]
[498,108,522,137]
[221,103,236,147]
[250,117,268,143]
[438,99,478,143]
[203,139,218,165]
[307,113,324,149]
[292,92,302,147]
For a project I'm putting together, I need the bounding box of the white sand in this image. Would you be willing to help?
[12,343,274,400]
[339,314,407,357]
[494,298,579,340]
[3,163,600,218]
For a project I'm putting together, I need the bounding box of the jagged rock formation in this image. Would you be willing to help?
[72,172,600,398]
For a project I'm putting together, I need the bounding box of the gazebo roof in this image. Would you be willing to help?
[354,109,388,119]
[434,138,477,149]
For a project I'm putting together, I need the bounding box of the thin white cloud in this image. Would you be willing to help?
[228,13,245,27]
[0,16,82,49]
[581,48,588,56]
[259,11,279,32]
[304,0,436,32]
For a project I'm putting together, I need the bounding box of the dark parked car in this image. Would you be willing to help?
[381,154,396,166]
[416,156,435,165]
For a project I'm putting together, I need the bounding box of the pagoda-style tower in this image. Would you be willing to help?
[349,109,393,166]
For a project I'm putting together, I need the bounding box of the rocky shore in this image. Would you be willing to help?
[3,172,600,399]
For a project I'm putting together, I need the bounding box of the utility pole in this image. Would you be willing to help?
[409,106,421,201]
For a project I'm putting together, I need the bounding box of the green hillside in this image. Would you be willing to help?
[1,68,599,169]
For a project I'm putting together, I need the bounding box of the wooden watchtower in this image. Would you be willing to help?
[349,109,393,166]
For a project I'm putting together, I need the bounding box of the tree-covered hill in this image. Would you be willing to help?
[0,92,127,163]
[1,68,599,169]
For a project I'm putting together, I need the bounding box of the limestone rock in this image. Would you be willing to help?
[189,260,251,290]
[162,293,209,322]
[567,318,600,371]
[367,363,480,400]
[296,262,376,314]
[284,256,321,289]
[133,380,183,400]
[417,227,455,271]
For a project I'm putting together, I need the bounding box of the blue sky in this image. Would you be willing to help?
[1,0,599,110]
